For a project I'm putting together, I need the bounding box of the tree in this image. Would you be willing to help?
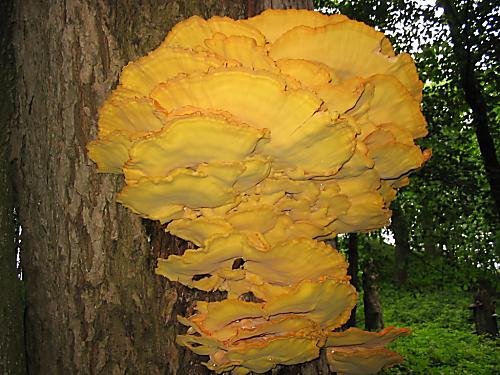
[2,1,326,374]
[362,260,385,331]
[390,201,410,286]
[345,233,360,327]
[437,0,500,218]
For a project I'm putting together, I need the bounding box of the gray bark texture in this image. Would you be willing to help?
[7,0,330,374]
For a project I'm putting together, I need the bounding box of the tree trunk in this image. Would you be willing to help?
[469,279,499,337]
[0,0,26,373]
[345,233,359,328]
[248,0,314,15]
[390,201,410,286]
[437,0,500,220]
[363,261,384,331]
[422,207,439,257]
[8,0,319,374]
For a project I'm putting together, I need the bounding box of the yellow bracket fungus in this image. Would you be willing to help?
[87,9,428,374]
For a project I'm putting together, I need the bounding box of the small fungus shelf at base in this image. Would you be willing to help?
[87,9,428,375]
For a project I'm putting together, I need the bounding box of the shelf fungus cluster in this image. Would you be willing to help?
[87,9,429,375]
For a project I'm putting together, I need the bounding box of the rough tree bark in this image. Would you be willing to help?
[0,0,26,373]
[8,0,327,374]
[11,3,245,373]
[247,0,314,15]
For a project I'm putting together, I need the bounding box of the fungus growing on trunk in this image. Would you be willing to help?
[87,9,428,374]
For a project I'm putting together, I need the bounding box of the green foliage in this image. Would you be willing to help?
[315,0,391,27]
[353,285,499,373]
[386,326,499,374]
[376,286,500,374]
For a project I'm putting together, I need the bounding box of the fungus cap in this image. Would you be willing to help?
[87,8,428,375]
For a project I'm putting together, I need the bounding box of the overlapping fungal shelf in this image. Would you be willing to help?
[87,9,429,374]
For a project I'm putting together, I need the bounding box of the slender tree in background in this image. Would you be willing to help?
[437,0,500,219]
[390,201,410,286]
[362,259,385,331]
[1,1,332,374]
[345,233,360,327]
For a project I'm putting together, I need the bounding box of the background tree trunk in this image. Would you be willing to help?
[345,233,359,328]
[391,201,410,286]
[8,0,322,374]
[469,279,499,337]
[363,261,384,331]
[0,0,26,373]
